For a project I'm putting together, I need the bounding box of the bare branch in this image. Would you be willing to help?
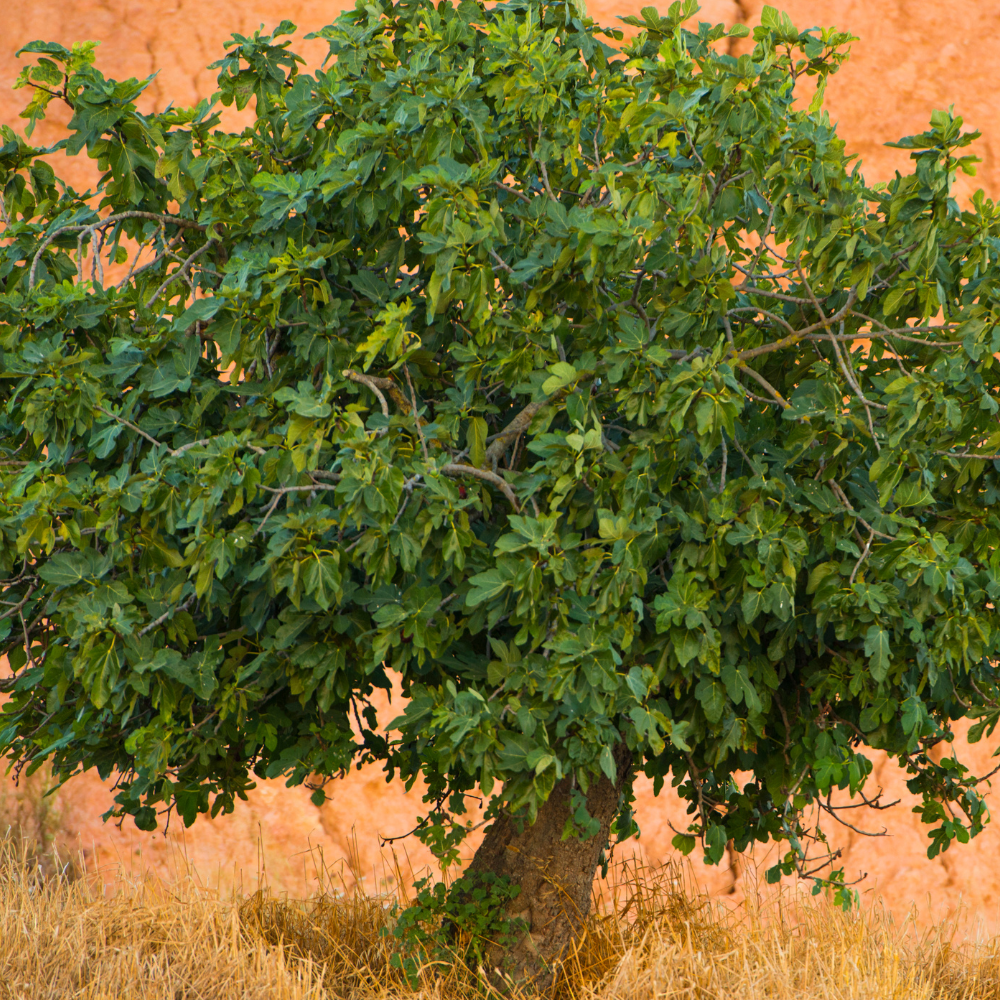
[738,364,789,408]
[849,527,875,585]
[825,479,895,540]
[731,279,814,305]
[826,321,887,460]
[341,368,412,414]
[145,238,217,309]
[95,406,167,452]
[937,450,1000,461]
[536,156,558,204]
[489,249,514,274]
[342,368,389,417]
[29,212,206,288]
[404,365,429,461]
[138,593,196,638]
[484,390,566,471]
[253,489,284,538]
[495,181,531,204]
[257,483,340,494]
[441,463,520,512]
[821,794,888,838]
[729,286,859,363]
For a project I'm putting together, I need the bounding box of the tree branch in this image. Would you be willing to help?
[341,369,412,414]
[441,463,520,512]
[29,212,206,288]
[404,365,429,461]
[95,406,167,452]
[145,238,217,309]
[737,365,789,408]
[484,391,567,471]
[825,479,895,540]
[138,593,196,638]
[342,368,389,417]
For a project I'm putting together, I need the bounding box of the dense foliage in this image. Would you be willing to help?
[3,0,1000,895]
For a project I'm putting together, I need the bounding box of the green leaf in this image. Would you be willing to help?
[174,296,222,332]
[599,745,616,781]
[741,589,764,625]
[38,550,111,586]
[541,361,578,395]
[864,626,891,683]
[465,567,512,607]
[497,732,537,772]
[302,554,342,610]
[467,416,487,469]
[695,677,726,724]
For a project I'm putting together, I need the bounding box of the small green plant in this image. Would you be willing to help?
[389,872,524,986]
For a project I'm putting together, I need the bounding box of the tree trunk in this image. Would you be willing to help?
[465,742,633,990]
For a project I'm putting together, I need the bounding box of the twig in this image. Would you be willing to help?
[484,390,567,471]
[681,128,704,167]
[95,406,167,452]
[744,200,776,278]
[404,365,429,461]
[94,411,251,461]
[739,365,789,408]
[391,475,422,528]
[730,433,762,475]
[138,594,196,638]
[342,368,389,418]
[0,584,36,626]
[821,794,887,838]
[495,181,531,204]
[171,439,211,456]
[29,211,206,288]
[825,479,894,540]
[488,249,514,275]
[849,528,875,585]
[536,156,558,203]
[937,450,1000,461]
[718,436,728,493]
[441,463,520,512]
[144,238,217,309]
[729,280,814,306]
[257,483,340,494]
[722,315,735,349]
[254,490,284,538]
[827,321,887,455]
[845,311,962,345]
[118,237,182,289]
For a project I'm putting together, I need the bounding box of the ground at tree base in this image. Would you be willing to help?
[5,681,999,941]
[1,833,999,1000]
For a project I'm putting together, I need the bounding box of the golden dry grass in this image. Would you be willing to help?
[2,833,1000,1000]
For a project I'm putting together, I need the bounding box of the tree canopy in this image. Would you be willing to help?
[3,0,1000,930]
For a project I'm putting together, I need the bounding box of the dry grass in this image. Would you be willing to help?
[1,834,1000,1000]
[0,765,80,880]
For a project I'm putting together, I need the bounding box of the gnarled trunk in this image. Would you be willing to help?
[465,743,633,989]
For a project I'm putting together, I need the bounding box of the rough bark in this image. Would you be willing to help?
[465,742,633,990]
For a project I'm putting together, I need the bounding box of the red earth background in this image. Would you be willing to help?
[3,0,1000,932]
